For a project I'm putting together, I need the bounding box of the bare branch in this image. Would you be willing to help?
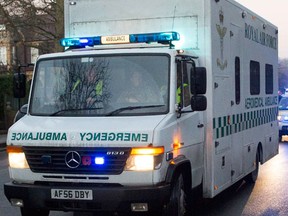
[0,0,64,51]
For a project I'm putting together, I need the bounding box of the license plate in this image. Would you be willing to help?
[51,189,93,200]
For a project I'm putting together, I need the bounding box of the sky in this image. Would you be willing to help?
[235,0,288,59]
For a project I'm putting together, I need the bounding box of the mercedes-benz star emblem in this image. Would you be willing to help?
[65,151,81,168]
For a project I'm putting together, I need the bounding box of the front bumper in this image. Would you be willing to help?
[4,181,170,214]
[279,123,288,136]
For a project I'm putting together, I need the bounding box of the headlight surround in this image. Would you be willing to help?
[124,146,164,171]
[7,146,29,169]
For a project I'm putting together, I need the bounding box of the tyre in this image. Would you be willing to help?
[164,173,192,216]
[20,207,49,216]
[245,150,259,183]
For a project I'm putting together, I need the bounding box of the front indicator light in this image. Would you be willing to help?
[7,146,29,169]
[131,147,164,155]
[10,199,24,207]
[125,147,164,171]
[131,203,148,212]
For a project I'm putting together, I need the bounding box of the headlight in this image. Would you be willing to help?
[278,115,288,122]
[125,147,164,171]
[278,115,282,121]
[7,146,29,169]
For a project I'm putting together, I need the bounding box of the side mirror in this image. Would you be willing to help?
[191,96,207,111]
[13,104,28,123]
[190,67,206,95]
[13,73,26,98]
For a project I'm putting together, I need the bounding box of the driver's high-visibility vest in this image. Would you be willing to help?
[177,83,188,104]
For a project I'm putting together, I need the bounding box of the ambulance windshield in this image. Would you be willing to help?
[30,54,169,116]
[279,96,288,110]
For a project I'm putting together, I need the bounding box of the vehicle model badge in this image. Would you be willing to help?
[65,151,81,168]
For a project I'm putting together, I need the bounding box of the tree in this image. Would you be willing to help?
[0,0,64,54]
[279,58,288,91]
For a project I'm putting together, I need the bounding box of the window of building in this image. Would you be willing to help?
[0,24,6,31]
[0,24,7,39]
[31,47,39,64]
[250,61,260,95]
[0,46,7,65]
[265,64,273,94]
[235,57,240,104]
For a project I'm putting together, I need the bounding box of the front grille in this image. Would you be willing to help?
[23,146,131,175]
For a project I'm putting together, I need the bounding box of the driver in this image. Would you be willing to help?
[118,70,159,103]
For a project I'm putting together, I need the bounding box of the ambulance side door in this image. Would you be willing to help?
[176,59,205,186]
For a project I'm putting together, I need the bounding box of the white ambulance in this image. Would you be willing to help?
[278,95,288,141]
[5,0,279,215]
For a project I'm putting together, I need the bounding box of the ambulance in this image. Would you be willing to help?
[4,0,279,215]
[278,94,288,141]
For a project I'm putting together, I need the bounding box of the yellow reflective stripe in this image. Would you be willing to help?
[95,80,103,95]
[72,79,80,92]
[177,87,181,103]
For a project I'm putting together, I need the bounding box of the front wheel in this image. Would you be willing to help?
[20,207,49,216]
[164,173,192,216]
[245,150,260,183]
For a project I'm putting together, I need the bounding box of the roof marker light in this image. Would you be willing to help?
[60,31,180,48]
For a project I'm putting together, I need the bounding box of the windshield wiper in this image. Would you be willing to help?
[50,108,103,116]
[106,105,165,116]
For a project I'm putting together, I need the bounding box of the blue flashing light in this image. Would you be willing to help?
[130,32,180,44]
[60,31,180,48]
[60,36,101,48]
[94,157,105,165]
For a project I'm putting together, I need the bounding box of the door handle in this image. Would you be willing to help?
[197,123,204,128]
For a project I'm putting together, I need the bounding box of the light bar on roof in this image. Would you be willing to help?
[60,31,180,48]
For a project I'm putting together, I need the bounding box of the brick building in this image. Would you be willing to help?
[0,14,60,74]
